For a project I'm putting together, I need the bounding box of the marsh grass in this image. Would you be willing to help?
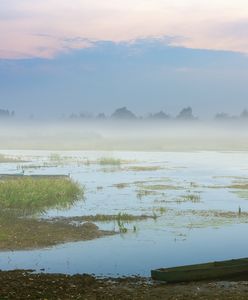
[113,183,129,189]
[98,157,122,166]
[136,189,159,199]
[153,207,167,215]
[126,166,162,172]
[0,154,24,163]
[52,213,156,234]
[74,213,154,234]
[208,180,248,190]
[180,193,201,203]
[172,208,248,229]
[0,176,84,215]
[55,213,156,222]
[229,183,248,189]
[138,184,181,191]
[233,190,248,199]
[50,153,63,163]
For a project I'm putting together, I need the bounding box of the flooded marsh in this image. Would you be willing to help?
[0,150,248,277]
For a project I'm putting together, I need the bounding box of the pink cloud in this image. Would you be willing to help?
[1,0,248,58]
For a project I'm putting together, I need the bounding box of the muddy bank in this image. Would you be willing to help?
[1,270,248,299]
[0,217,115,251]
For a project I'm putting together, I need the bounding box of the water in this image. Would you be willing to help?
[0,150,248,276]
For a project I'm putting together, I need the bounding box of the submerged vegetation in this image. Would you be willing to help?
[0,176,84,214]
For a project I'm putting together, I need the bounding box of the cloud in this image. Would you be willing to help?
[1,0,248,58]
[1,38,248,118]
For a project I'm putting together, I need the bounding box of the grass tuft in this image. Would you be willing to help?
[180,193,201,203]
[0,176,84,215]
[98,157,121,165]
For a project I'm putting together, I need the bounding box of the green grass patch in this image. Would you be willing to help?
[0,176,84,215]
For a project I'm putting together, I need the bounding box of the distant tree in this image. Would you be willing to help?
[215,112,231,120]
[111,107,136,120]
[177,107,196,120]
[97,113,106,119]
[69,113,78,119]
[241,109,248,119]
[79,112,93,119]
[149,110,170,120]
[0,109,10,118]
[215,112,238,120]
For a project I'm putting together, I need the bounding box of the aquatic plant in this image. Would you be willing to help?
[116,213,128,233]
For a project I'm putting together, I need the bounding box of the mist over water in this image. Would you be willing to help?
[0,119,247,151]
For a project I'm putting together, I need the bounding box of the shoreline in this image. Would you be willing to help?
[1,269,248,299]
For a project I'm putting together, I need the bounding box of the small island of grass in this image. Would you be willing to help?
[0,176,117,250]
[0,176,84,214]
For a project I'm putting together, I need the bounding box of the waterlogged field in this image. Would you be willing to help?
[0,150,248,277]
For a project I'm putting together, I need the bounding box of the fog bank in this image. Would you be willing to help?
[0,120,247,151]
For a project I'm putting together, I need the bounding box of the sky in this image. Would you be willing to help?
[1,0,248,118]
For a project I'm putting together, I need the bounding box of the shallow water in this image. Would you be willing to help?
[0,150,248,276]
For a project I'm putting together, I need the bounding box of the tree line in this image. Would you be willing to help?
[67,106,248,121]
[1,107,248,121]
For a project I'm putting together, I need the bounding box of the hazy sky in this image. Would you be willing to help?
[1,0,248,117]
